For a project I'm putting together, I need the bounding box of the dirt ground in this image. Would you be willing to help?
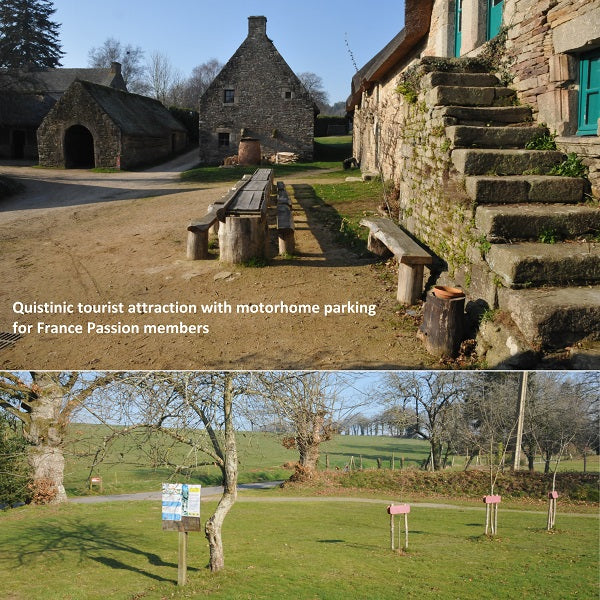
[0,151,439,370]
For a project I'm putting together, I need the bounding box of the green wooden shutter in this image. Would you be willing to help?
[578,49,600,136]
[454,0,463,57]
[487,0,504,41]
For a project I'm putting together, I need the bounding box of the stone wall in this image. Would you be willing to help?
[352,59,481,291]
[38,83,121,168]
[504,0,600,129]
[198,16,315,165]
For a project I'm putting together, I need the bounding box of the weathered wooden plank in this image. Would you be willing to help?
[360,217,432,265]
[253,168,273,180]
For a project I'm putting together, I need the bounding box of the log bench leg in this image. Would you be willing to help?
[397,262,424,305]
[187,229,209,260]
[367,232,392,257]
[219,215,267,263]
[278,229,295,255]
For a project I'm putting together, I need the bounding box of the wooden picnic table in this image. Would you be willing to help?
[219,169,273,263]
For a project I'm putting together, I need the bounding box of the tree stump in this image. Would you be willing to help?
[187,228,209,260]
[218,215,267,263]
[419,292,465,358]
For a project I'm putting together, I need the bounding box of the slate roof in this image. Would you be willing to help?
[0,91,55,126]
[0,66,126,98]
[347,0,434,110]
[72,80,186,137]
[0,65,127,127]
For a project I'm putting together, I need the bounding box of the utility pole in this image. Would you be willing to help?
[512,371,528,471]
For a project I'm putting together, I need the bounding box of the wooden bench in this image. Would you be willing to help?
[187,178,252,259]
[360,217,433,305]
[276,181,295,254]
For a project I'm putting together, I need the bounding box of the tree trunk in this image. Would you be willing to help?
[204,374,237,572]
[431,439,443,471]
[544,452,551,474]
[296,410,326,473]
[26,376,67,503]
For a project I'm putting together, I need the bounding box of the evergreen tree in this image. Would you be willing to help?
[0,412,31,508]
[0,0,63,68]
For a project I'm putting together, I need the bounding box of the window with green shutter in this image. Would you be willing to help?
[487,0,504,41]
[454,0,463,57]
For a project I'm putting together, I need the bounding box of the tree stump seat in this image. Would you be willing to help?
[360,216,433,304]
[276,181,295,254]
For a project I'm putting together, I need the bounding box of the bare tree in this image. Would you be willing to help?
[88,37,147,94]
[249,372,364,475]
[298,71,329,109]
[82,371,251,572]
[144,51,182,105]
[382,372,466,471]
[180,59,223,107]
[0,372,118,503]
[523,372,596,475]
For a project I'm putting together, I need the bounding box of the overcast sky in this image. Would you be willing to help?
[52,0,405,103]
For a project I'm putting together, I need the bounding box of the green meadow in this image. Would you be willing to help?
[63,427,598,498]
[0,496,597,599]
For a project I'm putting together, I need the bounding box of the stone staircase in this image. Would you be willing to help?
[427,67,600,365]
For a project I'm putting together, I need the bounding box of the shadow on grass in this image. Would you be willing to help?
[283,183,372,268]
[1,516,198,582]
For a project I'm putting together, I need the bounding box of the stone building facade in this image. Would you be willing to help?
[198,16,317,164]
[348,0,600,365]
[38,80,186,169]
[0,63,126,160]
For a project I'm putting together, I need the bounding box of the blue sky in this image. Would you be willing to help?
[51,0,405,103]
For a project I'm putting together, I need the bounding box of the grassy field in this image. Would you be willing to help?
[0,496,597,599]
[63,429,433,496]
[180,136,353,184]
[63,428,598,498]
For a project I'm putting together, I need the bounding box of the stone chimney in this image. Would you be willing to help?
[248,16,267,37]
[110,61,122,75]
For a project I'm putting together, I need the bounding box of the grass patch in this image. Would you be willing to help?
[0,498,597,599]
[309,178,384,254]
[181,161,341,184]
[90,167,123,173]
[181,137,353,184]
[313,135,352,161]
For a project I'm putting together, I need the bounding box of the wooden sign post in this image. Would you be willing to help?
[162,483,202,586]
[89,476,103,493]
[483,495,501,535]
[387,504,410,550]
[547,491,558,530]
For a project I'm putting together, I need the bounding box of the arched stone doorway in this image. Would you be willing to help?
[64,124,95,168]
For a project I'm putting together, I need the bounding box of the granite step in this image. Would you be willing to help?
[465,175,586,204]
[476,204,600,242]
[427,85,516,107]
[434,105,533,126]
[486,241,600,287]
[421,71,501,88]
[447,125,546,149]
[497,285,600,349]
[452,149,564,176]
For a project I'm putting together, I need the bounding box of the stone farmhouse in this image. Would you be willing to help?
[348,0,600,366]
[37,80,187,169]
[198,16,317,165]
[0,63,126,160]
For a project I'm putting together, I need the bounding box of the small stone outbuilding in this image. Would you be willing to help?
[38,80,187,169]
[198,16,317,164]
[0,63,126,159]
